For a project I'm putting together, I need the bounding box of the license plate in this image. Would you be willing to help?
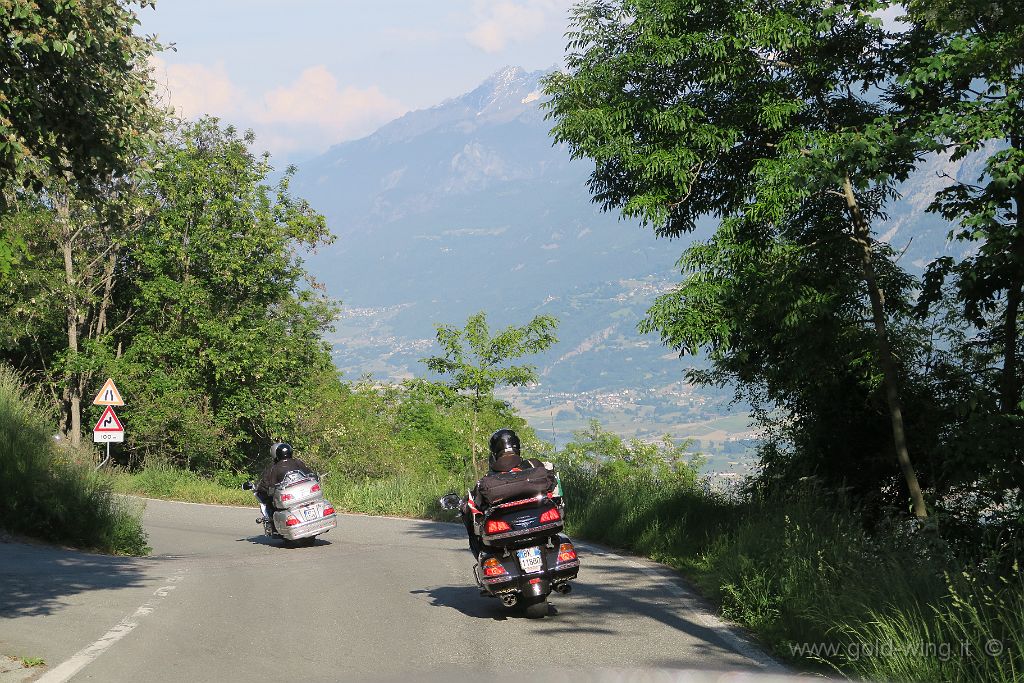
[301,505,318,522]
[516,547,543,574]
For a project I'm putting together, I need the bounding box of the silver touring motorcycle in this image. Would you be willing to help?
[243,471,338,546]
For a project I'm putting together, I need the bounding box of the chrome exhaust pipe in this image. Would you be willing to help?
[554,582,572,594]
[501,593,519,608]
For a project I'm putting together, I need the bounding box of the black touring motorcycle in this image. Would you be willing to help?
[440,468,580,618]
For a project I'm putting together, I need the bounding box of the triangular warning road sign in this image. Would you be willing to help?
[93,378,124,406]
[93,406,124,432]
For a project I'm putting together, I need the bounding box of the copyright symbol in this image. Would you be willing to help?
[985,639,1004,657]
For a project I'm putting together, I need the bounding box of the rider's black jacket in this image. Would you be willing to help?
[257,457,314,497]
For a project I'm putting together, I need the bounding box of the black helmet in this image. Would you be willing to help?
[488,428,522,472]
[271,442,293,463]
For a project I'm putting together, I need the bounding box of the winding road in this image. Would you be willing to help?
[0,499,797,682]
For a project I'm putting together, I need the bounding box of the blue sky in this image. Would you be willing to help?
[140,0,575,161]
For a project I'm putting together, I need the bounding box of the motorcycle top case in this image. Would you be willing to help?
[480,497,564,546]
[272,472,322,509]
[476,464,554,506]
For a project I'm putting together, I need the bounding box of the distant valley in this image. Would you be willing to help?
[292,66,973,474]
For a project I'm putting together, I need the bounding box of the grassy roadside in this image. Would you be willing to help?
[561,465,1024,682]
[0,366,148,556]
[108,463,469,522]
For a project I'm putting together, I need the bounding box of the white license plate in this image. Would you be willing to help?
[301,505,319,522]
[516,547,543,574]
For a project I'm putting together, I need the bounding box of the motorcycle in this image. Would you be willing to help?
[243,470,338,547]
[440,488,580,618]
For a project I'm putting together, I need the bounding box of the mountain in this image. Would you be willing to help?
[291,66,973,461]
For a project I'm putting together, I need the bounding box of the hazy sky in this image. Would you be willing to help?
[140,0,575,161]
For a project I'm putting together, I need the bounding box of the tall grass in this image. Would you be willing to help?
[0,366,148,555]
[563,460,1023,682]
[110,462,472,521]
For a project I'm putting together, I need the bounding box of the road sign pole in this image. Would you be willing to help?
[96,442,112,470]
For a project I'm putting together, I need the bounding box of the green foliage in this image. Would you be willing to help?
[558,428,1022,681]
[0,364,148,554]
[0,0,159,195]
[422,311,558,399]
[544,0,936,512]
[421,311,558,470]
[905,0,1024,457]
[111,118,337,471]
[0,117,340,473]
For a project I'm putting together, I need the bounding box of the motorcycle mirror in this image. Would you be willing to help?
[439,493,461,511]
[242,482,253,490]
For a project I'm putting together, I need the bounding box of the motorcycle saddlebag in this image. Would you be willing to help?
[477,465,554,506]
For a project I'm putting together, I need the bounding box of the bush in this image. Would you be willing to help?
[0,365,148,555]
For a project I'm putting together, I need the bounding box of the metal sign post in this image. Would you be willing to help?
[93,381,126,469]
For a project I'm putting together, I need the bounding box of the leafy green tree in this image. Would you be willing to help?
[0,175,147,447]
[0,0,157,192]
[0,0,159,276]
[558,419,702,487]
[115,118,337,470]
[906,0,1024,417]
[544,0,930,516]
[0,117,338,470]
[421,311,558,475]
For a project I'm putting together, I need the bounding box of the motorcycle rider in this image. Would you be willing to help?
[256,442,314,526]
[460,428,553,556]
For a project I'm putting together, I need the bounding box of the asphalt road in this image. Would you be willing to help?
[0,499,798,682]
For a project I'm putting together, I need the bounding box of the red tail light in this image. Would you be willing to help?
[311,484,320,493]
[539,508,561,524]
[281,493,293,502]
[286,516,299,526]
[557,542,577,563]
[485,520,511,534]
[482,558,507,577]
[323,506,335,516]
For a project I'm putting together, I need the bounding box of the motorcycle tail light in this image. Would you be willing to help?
[485,520,511,534]
[557,543,577,563]
[482,558,507,577]
[311,484,320,493]
[323,506,335,516]
[539,508,561,523]
[281,493,293,502]
[286,516,299,526]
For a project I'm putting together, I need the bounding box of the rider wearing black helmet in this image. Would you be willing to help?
[460,428,554,556]
[256,442,314,525]
[488,428,523,473]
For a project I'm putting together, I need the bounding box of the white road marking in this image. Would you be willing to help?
[37,568,186,683]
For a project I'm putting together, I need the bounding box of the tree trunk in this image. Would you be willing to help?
[843,175,928,519]
[1004,135,1024,414]
[470,393,481,478]
[59,203,82,447]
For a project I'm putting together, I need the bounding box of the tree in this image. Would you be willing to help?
[0,117,338,471]
[906,0,1024,417]
[544,0,930,516]
[0,0,159,276]
[0,0,158,193]
[115,118,337,470]
[421,311,558,475]
[0,175,146,447]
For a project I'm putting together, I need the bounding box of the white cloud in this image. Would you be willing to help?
[466,0,571,53]
[148,58,407,157]
[257,66,405,139]
[149,56,243,120]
